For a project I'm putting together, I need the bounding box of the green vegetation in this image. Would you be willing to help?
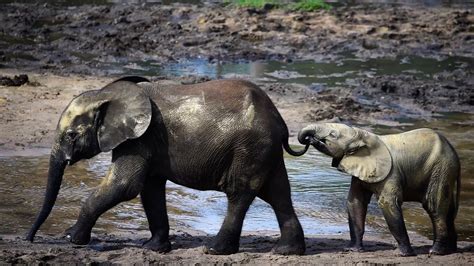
[291,0,332,11]
[229,0,331,11]
[232,0,279,9]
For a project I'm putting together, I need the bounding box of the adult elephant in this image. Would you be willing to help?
[26,77,309,255]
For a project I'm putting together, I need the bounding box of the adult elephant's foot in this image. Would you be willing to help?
[204,240,239,255]
[143,238,171,253]
[65,225,91,245]
[272,242,305,255]
[204,245,239,255]
[204,233,240,255]
[399,245,416,257]
[429,242,456,255]
[344,244,364,252]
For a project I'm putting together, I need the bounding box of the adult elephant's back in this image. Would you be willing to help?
[138,80,307,190]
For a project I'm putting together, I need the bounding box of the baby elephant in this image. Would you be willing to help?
[298,123,460,256]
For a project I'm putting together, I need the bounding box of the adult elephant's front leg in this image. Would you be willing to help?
[140,177,171,253]
[66,153,148,244]
[205,192,256,255]
[346,177,372,252]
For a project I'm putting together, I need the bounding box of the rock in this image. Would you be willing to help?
[381,81,397,93]
[0,75,29,86]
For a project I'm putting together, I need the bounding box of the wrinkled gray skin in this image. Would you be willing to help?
[299,123,460,256]
[26,77,310,255]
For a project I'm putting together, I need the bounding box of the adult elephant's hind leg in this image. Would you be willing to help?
[140,176,171,253]
[258,161,305,255]
[205,191,256,255]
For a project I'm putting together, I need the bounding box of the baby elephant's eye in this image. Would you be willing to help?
[346,147,358,155]
[329,131,338,138]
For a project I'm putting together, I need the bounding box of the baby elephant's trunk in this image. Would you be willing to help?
[298,125,318,145]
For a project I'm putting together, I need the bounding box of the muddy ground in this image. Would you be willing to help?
[0,1,473,264]
[1,230,474,264]
[1,2,473,68]
[1,1,472,117]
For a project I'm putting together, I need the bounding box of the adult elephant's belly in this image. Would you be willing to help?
[164,153,231,192]
[166,162,225,191]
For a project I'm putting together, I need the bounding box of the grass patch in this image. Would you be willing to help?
[231,0,279,9]
[229,0,331,11]
[291,0,332,11]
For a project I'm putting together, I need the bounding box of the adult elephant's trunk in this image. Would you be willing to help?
[26,150,66,242]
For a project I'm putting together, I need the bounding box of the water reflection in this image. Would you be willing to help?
[1,113,472,241]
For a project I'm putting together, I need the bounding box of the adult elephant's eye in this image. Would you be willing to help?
[66,130,79,141]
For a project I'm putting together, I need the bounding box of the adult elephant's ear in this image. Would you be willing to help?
[96,81,152,152]
[338,129,392,183]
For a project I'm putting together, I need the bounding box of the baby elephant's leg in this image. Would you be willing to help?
[346,177,372,251]
[377,185,415,256]
[423,176,458,255]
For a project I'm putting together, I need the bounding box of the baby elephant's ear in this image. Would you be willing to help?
[338,130,392,183]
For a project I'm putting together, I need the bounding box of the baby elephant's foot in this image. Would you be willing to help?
[429,242,456,255]
[272,241,305,255]
[65,226,91,245]
[399,245,416,257]
[143,238,171,253]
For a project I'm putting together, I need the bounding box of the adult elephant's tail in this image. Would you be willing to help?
[282,132,309,156]
[455,164,461,218]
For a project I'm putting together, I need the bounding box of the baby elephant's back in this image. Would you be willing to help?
[380,128,460,186]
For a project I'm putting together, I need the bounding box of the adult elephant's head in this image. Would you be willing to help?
[26,76,151,242]
[298,123,392,183]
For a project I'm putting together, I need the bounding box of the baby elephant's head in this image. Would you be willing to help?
[298,123,392,183]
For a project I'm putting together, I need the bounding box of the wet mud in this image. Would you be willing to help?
[1,2,472,66]
[1,232,474,264]
[0,2,472,120]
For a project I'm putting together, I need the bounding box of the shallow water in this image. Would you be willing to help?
[102,55,473,89]
[1,113,473,241]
